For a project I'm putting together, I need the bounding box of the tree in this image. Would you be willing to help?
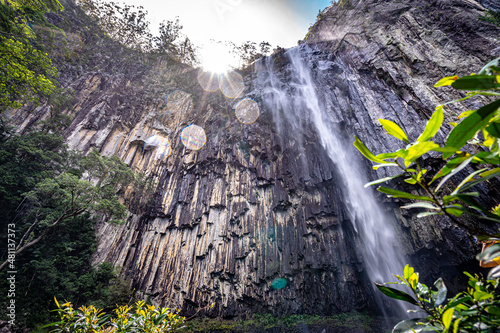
[0,0,62,112]
[153,18,198,65]
[354,59,500,332]
[0,148,135,271]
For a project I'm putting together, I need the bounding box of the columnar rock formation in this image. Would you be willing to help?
[8,0,500,318]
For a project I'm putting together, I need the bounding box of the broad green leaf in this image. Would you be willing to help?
[364,174,404,188]
[458,110,475,119]
[417,106,444,142]
[442,308,454,330]
[473,290,493,301]
[486,306,500,316]
[404,178,417,184]
[445,205,464,217]
[435,156,474,192]
[451,168,488,195]
[417,212,443,218]
[392,318,428,333]
[430,155,470,184]
[405,141,440,164]
[401,202,439,210]
[431,146,459,154]
[377,187,434,202]
[445,99,500,155]
[434,75,459,87]
[453,317,461,333]
[373,163,399,170]
[408,272,419,289]
[379,119,409,143]
[353,136,386,163]
[376,150,407,159]
[445,296,472,310]
[374,283,418,305]
[455,169,500,193]
[486,121,500,138]
[433,278,447,306]
[403,265,414,281]
[451,75,500,90]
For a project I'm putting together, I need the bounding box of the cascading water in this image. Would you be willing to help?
[256,45,410,317]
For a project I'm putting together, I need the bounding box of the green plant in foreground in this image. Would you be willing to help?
[354,59,500,331]
[354,58,500,275]
[46,298,185,332]
[376,265,500,332]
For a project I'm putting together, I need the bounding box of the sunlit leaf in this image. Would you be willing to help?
[434,76,459,87]
[442,308,454,330]
[458,110,475,119]
[401,202,439,210]
[473,290,493,301]
[372,163,399,170]
[405,141,440,164]
[404,178,417,184]
[377,187,434,202]
[455,169,500,193]
[374,283,418,305]
[451,168,488,195]
[353,136,386,163]
[417,106,444,142]
[379,119,409,143]
[417,212,443,218]
[445,99,500,156]
[364,175,404,188]
[435,156,474,192]
[403,265,414,281]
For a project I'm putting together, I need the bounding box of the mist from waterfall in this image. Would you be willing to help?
[255,45,410,317]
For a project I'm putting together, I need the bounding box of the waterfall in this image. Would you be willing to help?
[256,45,410,317]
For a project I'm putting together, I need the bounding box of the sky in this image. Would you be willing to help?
[103,0,333,48]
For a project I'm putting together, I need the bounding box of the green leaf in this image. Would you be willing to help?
[417,106,444,142]
[405,141,440,164]
[433,278,447,306]
[486,121,500,138]
[377,149,408,160]
[392,318,428,333]
[379,119,409,143]
[486,306,500,316]
[453,317,461,333]
[401,202,439,210]
[445,99,500,154]
[442,308,454,330]
[353,136,386,163]
[458,110,475,119]
[364,175,404,188]
[454,169,500,193]
[473,290,493,301]
[430,155,470,184]
[417,212,443,218]
[451,75,500,91]
[445,296,472,310]
[374,283,418,305]
[451,168,488,195]
[377,187,434,202]
[403,265,414,280]
[372,163,399,170]
[404,178,417,184]
[435,156,474,192]
[434,76,459,87]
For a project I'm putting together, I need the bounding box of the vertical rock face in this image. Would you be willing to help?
[9,0,499,318]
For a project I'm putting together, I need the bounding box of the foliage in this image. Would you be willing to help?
[0,0,62,112]
[46,299,185,333]
[229,40,272,68]
[354,59,500,332]
[376,265,500,332]
[354,58,500,238]
[479,10,500,27]
[153,18,198,65]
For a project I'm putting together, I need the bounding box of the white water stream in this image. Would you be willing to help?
[256,46,409,316]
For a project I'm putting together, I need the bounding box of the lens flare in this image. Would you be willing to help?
[197,69,220,92]
[198,41,239,74]
[180,125,207,150]
[166,90,193,115]
[235,98,260,124]
[271,278,288,290]
[143,135,160,150]
[156,137,172,160]
[220,71,245,99]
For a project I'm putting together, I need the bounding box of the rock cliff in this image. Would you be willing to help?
[8,0,500,319]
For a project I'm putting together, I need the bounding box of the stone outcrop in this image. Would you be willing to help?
[8,0,500,318]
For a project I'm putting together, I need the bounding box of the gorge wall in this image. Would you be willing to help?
[8,0,500,318]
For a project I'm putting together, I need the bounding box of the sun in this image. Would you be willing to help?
[198,41,239,74]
